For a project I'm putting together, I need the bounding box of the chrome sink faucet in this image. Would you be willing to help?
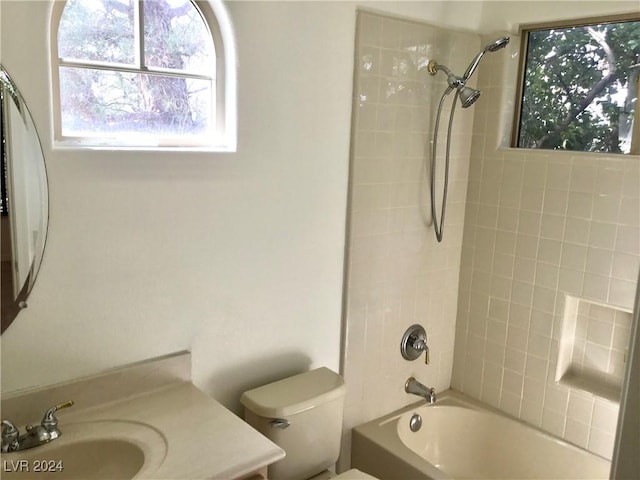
[1,400,74,452]
[405,377,436,404]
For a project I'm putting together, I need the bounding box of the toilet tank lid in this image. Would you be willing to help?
[240,367,345,418]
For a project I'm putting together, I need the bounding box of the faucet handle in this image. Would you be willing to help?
[1,420,18,434]
[1,420,19,452]
[413,338,430,364]
[41,400,74,430]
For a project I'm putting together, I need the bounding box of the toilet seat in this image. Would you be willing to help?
[333,468,379,479]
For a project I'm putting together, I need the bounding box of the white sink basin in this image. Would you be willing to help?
[1,420,167,479]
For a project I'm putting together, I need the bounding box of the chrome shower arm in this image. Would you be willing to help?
[427,61,464,89]
[427,60,448,77]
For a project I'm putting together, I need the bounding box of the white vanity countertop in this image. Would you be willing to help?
[63,381,286,479]
[1,353,285,480]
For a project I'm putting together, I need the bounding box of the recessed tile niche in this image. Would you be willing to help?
[556,296,632,402]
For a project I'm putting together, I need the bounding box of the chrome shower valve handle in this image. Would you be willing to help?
[413,338,430,364]
[401,324,430,364]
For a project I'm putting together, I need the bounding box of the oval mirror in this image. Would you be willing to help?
[1,65,49,333]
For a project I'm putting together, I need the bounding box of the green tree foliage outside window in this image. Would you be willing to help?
[57,0,215,143]
[517,19,640,154]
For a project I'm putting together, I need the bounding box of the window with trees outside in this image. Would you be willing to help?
[51,0,234,149]
[514,15,640,155]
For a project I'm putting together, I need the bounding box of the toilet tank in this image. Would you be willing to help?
[240,367,346,480]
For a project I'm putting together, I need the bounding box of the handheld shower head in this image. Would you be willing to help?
[486,36,510,52]
[462,36,510,80]
[428,37,508,243]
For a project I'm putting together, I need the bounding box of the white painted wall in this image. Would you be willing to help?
[0,1,484,412]
[1,1,356,412]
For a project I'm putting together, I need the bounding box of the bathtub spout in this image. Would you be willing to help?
[405,377,436,404]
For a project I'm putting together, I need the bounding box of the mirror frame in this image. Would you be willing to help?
[1,65,49,333]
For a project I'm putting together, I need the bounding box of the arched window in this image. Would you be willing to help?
[51,0,236,150]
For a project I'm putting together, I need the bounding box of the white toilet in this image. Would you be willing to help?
[240,367,378,480]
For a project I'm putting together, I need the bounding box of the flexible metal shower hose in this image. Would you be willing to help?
[430,87,459,243]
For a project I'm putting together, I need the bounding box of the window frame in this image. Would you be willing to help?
[50,0,236,151]
[511,12,640,155]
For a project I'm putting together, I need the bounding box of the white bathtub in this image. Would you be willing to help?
[351,390,611,479]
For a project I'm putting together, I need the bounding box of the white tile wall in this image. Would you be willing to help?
[342,11,478,466]
[452,33,640,460]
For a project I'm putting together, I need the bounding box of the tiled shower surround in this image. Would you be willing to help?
[341,11,479,462]
[451,33,640,459]
[343,11,639,468]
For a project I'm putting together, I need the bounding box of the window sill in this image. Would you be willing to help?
[497,146,640,160]
[53,141,237,154]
